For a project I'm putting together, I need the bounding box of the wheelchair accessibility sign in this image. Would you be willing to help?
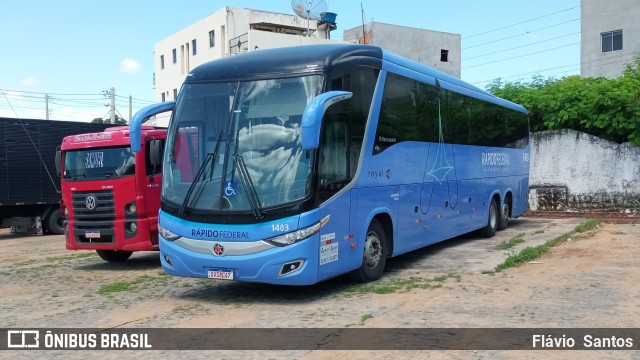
[225,182,238,196]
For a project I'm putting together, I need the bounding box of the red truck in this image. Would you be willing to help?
[58,102,174,262]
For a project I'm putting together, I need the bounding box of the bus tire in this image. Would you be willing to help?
[96,250,133,262]
[497,200,510,231]
[45,208,65,235]
[479,199,498,238]
[349,220,388,282]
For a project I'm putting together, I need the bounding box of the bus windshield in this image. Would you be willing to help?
[162,75,323,215]
[63,146,136,180]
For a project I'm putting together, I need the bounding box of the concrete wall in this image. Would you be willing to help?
[248,30,342,49]
[529,129,640,211]
[581,0,640,78]
[343,22,461,78]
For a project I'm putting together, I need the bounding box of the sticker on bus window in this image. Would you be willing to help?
[224,182,238,196]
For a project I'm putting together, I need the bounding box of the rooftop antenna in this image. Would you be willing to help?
[291,0,328,36]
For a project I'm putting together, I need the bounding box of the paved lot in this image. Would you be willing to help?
[1,217,638,360]
[386,216,585,274]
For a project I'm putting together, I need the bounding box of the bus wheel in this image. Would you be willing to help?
[96,250,133,262]
[350,220,387,282]
[479,199,498,238]
[497,200,510,231]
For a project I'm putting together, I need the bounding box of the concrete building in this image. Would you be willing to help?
[581,0,640,78]
[154,7,339,103]
[343,22,461,78]
[154,8,462,105]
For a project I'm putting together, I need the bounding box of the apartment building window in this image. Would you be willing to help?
[161,93,166,102]
[173,89,178,100]
[172,48,177,64]
[160,55,165,69]
[209,30,215,47]
[440,49,449,62]
[192,39,197,55]
[601,30,623,53]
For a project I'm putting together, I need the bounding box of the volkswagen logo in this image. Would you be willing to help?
[85,195,97,210]
[213,243,225,256]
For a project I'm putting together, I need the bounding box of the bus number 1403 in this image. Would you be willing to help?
[272,224,289,232]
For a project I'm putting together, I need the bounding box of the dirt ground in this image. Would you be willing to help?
[1,217,639,359]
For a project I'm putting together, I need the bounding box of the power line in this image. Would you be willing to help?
[463,32,580,61]
[471,52,639,86]
[463,2,629,53]
[463,18,580,51]
[463,4,582,40]
[0,87,154,104]
[463,42,581,70]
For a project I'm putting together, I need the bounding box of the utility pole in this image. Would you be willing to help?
[110,87,116,124]
[129,95,132,124]
[45,94,49,120]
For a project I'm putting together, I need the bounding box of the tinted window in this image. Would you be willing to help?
[374,73,438,154]
[375,73,528,150]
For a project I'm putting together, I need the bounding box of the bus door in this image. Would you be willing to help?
[316,116,354,280]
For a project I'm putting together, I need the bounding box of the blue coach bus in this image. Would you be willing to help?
[131,44,529,285]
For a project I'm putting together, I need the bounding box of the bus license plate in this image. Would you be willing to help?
[208,268,234,280]
[85,230,101,239]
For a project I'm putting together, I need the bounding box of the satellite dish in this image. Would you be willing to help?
[291,0,328,36]
[292,0,328,20]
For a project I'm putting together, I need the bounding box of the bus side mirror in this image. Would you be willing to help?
[55,148,62,177]
[130,101,175,153]
[301,91,352,150]
[149,140,163,166]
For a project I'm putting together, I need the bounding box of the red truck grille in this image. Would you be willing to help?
[71,190,115,244]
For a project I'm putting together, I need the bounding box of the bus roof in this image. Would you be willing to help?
[186,44,527,114]
[186,44,383,82]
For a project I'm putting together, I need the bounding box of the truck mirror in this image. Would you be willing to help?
[149,140,163,166]
[55,149,62,177]
[301,91,352,150]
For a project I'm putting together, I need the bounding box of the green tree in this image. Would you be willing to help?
[90,115,127,125]
[486,56,640,145]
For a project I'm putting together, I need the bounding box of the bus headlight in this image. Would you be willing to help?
[265,221,321,246]
[159,224,180,241]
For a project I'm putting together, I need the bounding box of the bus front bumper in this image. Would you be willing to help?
[159,235,320,286]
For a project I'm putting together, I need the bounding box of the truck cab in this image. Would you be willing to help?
[60,125,166,262]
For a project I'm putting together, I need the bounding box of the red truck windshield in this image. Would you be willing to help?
[63,146,136,180]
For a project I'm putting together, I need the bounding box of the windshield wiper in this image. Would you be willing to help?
[233,154,262,220]
[178,131,223,216]
[231,132,262,220]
